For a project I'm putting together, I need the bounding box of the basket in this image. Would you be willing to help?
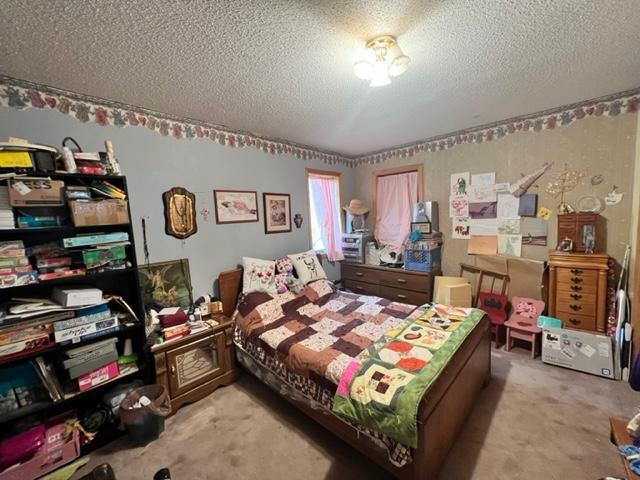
[403,246,441,272]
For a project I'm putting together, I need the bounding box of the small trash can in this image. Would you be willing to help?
[120,384,171,447]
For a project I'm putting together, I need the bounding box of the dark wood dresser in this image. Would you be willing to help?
[548,251,609,332]
[152,315,239,415]
[341,263,438,305]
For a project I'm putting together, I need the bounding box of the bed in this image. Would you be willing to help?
[218,267,491,480]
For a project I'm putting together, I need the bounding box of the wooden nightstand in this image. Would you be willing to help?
[151,315,239,415]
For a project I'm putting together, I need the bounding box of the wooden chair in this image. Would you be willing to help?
[504,297,545,358]
[459,262,509,305]
[477,292,509,348]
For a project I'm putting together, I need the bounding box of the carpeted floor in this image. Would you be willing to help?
[71,348,637,480]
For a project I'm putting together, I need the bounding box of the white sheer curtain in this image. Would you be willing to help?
[374,172,418,250]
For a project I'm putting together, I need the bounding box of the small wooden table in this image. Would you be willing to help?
[151,314,239,415]
[610,417,640,480]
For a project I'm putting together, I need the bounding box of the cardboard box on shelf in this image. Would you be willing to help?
[8,178,65,206]
[69,199,129,226]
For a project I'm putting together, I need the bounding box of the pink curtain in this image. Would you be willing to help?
[374,172,418,250]
[309,176,344,261]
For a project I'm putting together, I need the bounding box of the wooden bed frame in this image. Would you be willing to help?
[218,267,491,480]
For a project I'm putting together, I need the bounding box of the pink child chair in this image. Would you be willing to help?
[477,292,509,348]
[504,296,545,358]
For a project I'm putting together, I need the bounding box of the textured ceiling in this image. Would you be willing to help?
[1,0,640,156]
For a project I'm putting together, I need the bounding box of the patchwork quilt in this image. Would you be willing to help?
[332,304,485,448]
[234,279,416,387]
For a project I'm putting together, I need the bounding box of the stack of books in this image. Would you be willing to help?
[22,233,131,282]
[0,319,53,361]
[158,307,190,342]
[62,337,119,387]
[0,241,37,288]
[0,186,15,229]
[53,302,119,346]
[27,241,85,282]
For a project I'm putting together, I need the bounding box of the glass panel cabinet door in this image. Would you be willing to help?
[167,333,224,397]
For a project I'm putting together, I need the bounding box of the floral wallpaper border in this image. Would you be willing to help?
[0,75,350,166]
[353,87,640,166]
[0,75,638,168]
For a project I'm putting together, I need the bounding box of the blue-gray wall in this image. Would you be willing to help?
[0,107,354,296]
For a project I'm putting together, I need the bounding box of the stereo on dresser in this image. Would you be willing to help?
[341,233,373,264]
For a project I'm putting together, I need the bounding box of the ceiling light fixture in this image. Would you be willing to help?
[354,35,410,87]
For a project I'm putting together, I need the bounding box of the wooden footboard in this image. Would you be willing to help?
[218,268,492,479]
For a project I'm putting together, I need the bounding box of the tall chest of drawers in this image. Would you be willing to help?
[548,251,608,332]
[341,263,438,306]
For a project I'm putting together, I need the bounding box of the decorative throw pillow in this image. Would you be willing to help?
[287,250,327,285]
[242,257,277,294]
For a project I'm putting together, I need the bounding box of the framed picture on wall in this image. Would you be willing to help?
[213,189,259,224]
[138,259,193,308]
[263,192,291,234]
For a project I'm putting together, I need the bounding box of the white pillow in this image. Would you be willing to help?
[242,257,277,294]
[287,250,327,285]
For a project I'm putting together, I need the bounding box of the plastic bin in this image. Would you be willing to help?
[120,384,171,447]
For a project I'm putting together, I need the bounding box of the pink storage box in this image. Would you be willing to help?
[0,413,80,480]
[78,361,119,392]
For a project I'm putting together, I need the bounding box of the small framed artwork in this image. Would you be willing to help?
[411,222,432,237]
[263,192,291,234]
[213,190,259,224]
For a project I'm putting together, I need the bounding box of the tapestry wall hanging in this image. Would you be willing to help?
[163,187,197,239]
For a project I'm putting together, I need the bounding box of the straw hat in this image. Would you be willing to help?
[343,199,369,215]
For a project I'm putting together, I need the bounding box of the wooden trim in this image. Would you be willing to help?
[304,168,344,250]
[371,163,424,234]
[262,192,292,234]
[213,189,259,224]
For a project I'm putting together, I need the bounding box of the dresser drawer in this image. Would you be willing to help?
[556,289,597,305]
[556,298,597,317]
[381,286,427,306]
[555,311,596,331]
[377,270,431,293]
[342,264,380,283]
[343,279,380,296]
[556,268,598,285]
[556,280,597,295]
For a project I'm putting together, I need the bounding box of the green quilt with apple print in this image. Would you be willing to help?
[332,303,485,448]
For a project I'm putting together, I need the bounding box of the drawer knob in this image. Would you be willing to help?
[170,365,176,375]
[355,272,364,277]
[570,285,583,292]
[570,293,582,300]
[571,277,583,283]
[569,304,582,311]
[396,278,407,284]
[397,294,407,299]
[570,268,583,274]
[355,286,364,290]
[569,318,581,325]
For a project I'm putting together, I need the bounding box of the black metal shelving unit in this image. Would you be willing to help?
[0,172,146,455]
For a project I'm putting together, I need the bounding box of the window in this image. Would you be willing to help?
[306,169,344,261]
[372,164,423,249]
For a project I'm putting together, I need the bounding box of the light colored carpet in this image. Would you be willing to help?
[72,348,637,480]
